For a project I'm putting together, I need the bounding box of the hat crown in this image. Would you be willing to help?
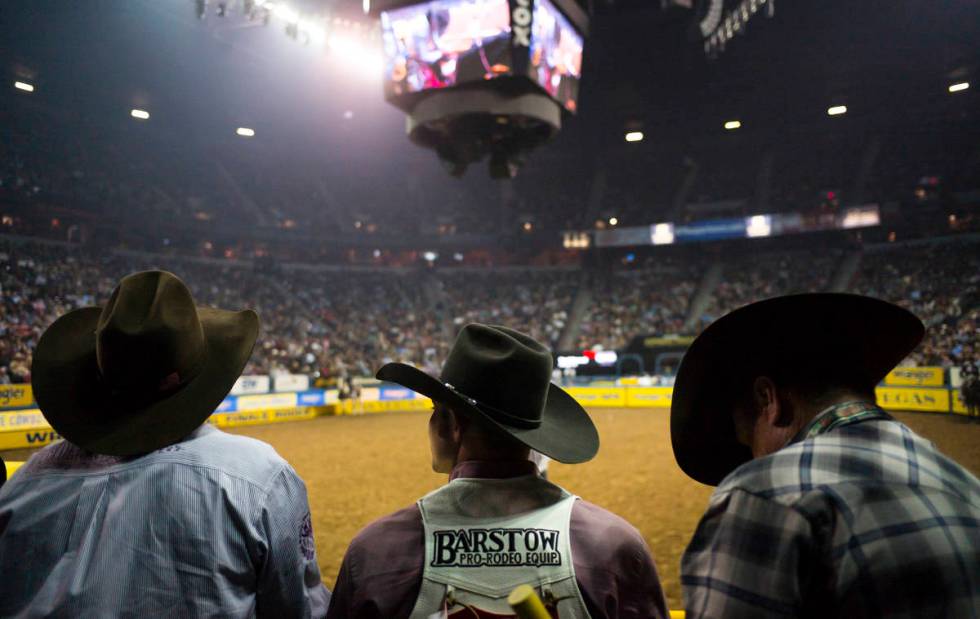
[440,324,553,425]
[95,271,206,395]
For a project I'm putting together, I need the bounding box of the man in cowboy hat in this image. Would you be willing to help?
[326,323,668,619]
[0,270,330,618]
[672,293,980,618]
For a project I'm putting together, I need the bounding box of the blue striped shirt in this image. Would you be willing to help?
[0,424,329,618]
[682,402,980,618]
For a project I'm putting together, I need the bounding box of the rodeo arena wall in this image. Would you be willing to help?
[1,366,973,471]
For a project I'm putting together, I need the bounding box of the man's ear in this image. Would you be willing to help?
[445,407,465,444]
[753,376,792,427]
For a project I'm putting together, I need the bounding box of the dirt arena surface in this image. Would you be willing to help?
[224,407,980,609]
[4,408,979,609]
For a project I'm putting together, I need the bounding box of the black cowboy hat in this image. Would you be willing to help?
[377,324,599,464]
[671,293,923,486]
[31,270,258,456]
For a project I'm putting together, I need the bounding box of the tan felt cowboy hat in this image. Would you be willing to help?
[671,293,923,486]
[377,323,599,464]
[31,270,258,456]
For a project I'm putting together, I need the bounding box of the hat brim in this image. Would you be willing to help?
[671,293,924,486]
[31,306,258,456]
[377,362,599,464]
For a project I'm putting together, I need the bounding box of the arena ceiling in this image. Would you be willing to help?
[1,0,977,183]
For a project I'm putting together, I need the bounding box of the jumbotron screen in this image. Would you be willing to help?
[380,0,514,97]
[529,0,583,111]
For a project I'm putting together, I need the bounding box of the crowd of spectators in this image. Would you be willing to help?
[698,250,838,328]
[439,270,579,350]
[0,241,576,384]
[1,236,977,385]
[576,264,698,350]
[856,241,980,367]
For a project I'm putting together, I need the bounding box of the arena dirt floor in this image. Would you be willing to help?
[233,407,980,609]
[4,408,980,609]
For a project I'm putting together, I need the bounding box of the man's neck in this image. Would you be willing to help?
[797,391,875,428]
[456,442,530,465]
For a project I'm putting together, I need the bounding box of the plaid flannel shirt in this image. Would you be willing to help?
[682,401,980,619]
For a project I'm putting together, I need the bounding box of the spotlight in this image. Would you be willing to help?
[625,131,644,143]
[827,105,847,116]
[724,120,741,130]
[14,81,34,93]
[236,127,256,137]
[948,82,969,93]
[130,109,150,120]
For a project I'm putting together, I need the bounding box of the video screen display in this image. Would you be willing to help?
[529,0,583,111]
[380,0,514,97]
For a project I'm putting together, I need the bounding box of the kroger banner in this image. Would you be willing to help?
[0,384,33,410]
[884,367,945,387]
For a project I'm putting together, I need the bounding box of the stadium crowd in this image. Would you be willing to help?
[2,235,977,385]
[856,241,980,367]
[697,250,839,328]
[576,264,697,350]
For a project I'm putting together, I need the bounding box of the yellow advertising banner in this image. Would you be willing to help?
[876,387,949,413]
[625,387,674,409]
[0,384,33,410]
[236,392,299,411]
[207,410,272,428]
[0,428,61,450]
[566,387,627,407]
[883,367,945,387]
[0,409,50,431]
[335,398,432,415]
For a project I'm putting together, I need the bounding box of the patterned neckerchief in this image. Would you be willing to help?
[791,400,892,444]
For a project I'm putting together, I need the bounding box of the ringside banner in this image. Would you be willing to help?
[231,375,271,395]
[884,367,945,387]
[273,374,310,393]
[236,392,298,411]
[0,384,33,410]
[565,386,626,407]
[0,409,48,431]
[875,387,949,413]
[625,387,673,408]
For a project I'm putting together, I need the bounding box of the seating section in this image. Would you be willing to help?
[1,238,976,384]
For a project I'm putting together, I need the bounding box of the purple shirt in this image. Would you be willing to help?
[325,460,668,619]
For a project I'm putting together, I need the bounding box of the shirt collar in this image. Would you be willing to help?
[790,400,891,444]
[450,460,539,481]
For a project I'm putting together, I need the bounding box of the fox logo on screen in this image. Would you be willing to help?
[511,0,532,46]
